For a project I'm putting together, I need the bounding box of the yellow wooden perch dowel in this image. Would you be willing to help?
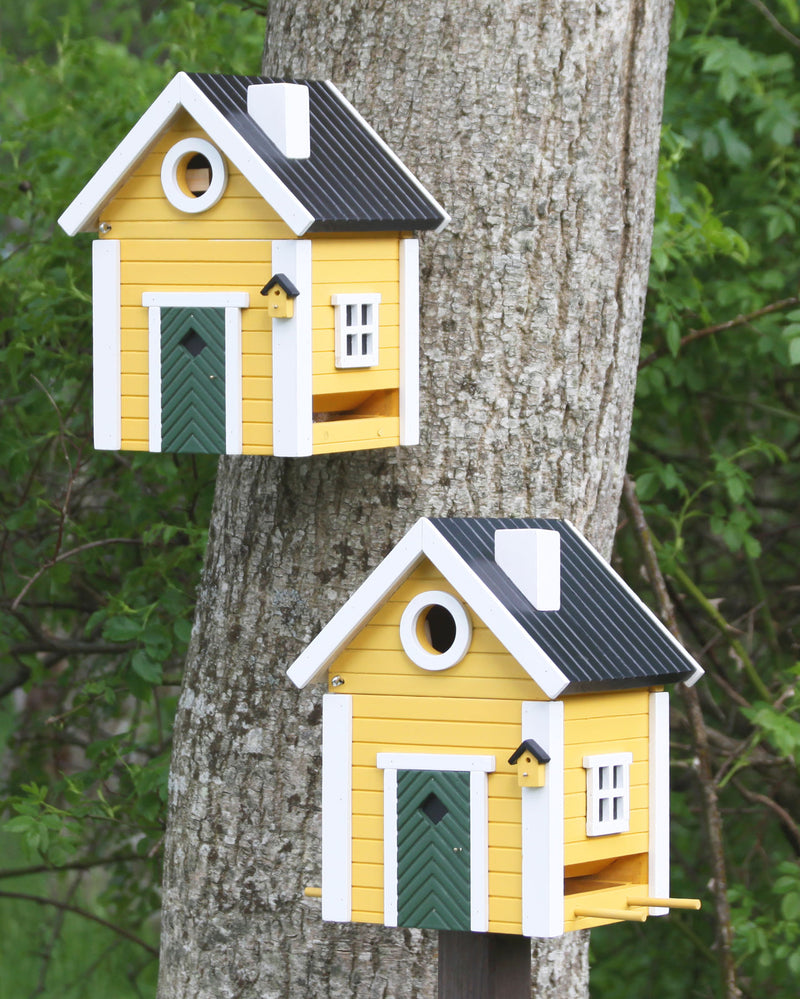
[628,896,701,910]
[573,907,648,923]
[304,886,322,898]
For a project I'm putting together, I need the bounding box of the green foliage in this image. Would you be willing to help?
[0,1,262,993]
[600,2,800,997]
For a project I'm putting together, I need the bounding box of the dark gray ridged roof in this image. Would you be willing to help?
[429,517,698,693]
[187,73,447,232]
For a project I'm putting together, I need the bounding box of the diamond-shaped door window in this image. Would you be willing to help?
[420,792,448,825]
[181,328,207,357]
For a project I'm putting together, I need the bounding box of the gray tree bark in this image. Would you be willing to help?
[157,1,674,996]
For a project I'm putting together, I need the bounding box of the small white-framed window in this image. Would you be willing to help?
[161,137,228,214]
[399,590,472,671]
[331,293,380,368]
[583,752,632,836]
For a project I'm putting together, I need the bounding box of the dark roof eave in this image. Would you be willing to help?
[560,670,696,696]
[305,217,444,233]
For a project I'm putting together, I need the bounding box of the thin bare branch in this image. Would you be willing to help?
[0,890,158,956]
[745,0,800,48]
[12,537,140,611]
[639,297,800,369]
[621,475,742,999]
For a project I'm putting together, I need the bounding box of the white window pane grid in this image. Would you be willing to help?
[332,293,381,368]
[583,752,632,837]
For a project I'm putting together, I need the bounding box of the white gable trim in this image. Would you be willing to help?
[286,520,426,688]
[58,73,314,237]
[286,517,569,698]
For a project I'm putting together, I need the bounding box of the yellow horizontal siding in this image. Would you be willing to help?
[102,221,291,240]
[313,370,399,395]
[312,348,399,374]
[344,559,538,932]
[101,116,294,239]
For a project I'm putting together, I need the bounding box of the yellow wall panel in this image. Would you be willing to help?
[121,417,147,441]
[123,396,148,419]
[121,373,148,396]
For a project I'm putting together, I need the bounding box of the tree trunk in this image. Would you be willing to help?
[157,1,674,996]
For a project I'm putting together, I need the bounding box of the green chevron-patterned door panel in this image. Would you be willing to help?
[397,769,470,931]
[161,306,226,453]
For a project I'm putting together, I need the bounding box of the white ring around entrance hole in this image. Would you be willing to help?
[399,590,472,671]
[161,137,227,214]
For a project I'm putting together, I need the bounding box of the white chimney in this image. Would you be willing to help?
[247,83,310,159]
[494,528,561,611]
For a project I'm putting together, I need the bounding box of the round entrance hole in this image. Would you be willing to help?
[161,137,227,214]
[400,590,472,671]
[420,603,457,654]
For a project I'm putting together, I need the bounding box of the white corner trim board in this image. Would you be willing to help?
[271,240,313,457]
[92,240,121,450]
[377,753,495,932]
[321,694,352,922]
[142,291,249,454]
[398,238,420,446]
[648,691,670,916]
[521,700,564,937]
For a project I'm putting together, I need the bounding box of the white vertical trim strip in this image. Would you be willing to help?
[649,691,670,915]
[92,240,121,450]
[382,767,398,926]
[470,769,490,932]
[521,700,565,937]
[224,307,242,454]
[321,694,352,922]
[271,239,313,456]
[398,238,420,446]
[147,305,162,452]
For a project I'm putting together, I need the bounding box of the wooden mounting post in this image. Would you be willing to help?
[438,931,531,999]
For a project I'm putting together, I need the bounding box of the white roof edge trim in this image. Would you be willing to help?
[324,81,451,232]
[58,74,185,236]
[419,521,569,700]
[562,520,705,685]
[57,72,315,238]
[178,76,313,236]
[286,520,427,688]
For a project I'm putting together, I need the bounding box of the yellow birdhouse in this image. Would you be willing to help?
[57,73,449,458]
[508,739,549,787]
[287,517,704,937]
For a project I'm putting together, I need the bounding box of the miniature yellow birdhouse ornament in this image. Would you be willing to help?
[58,73,449,457]
[287,517,703,937]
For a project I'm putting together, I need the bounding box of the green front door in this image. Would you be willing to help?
[397,769,471,931]
[161,306,226,453]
